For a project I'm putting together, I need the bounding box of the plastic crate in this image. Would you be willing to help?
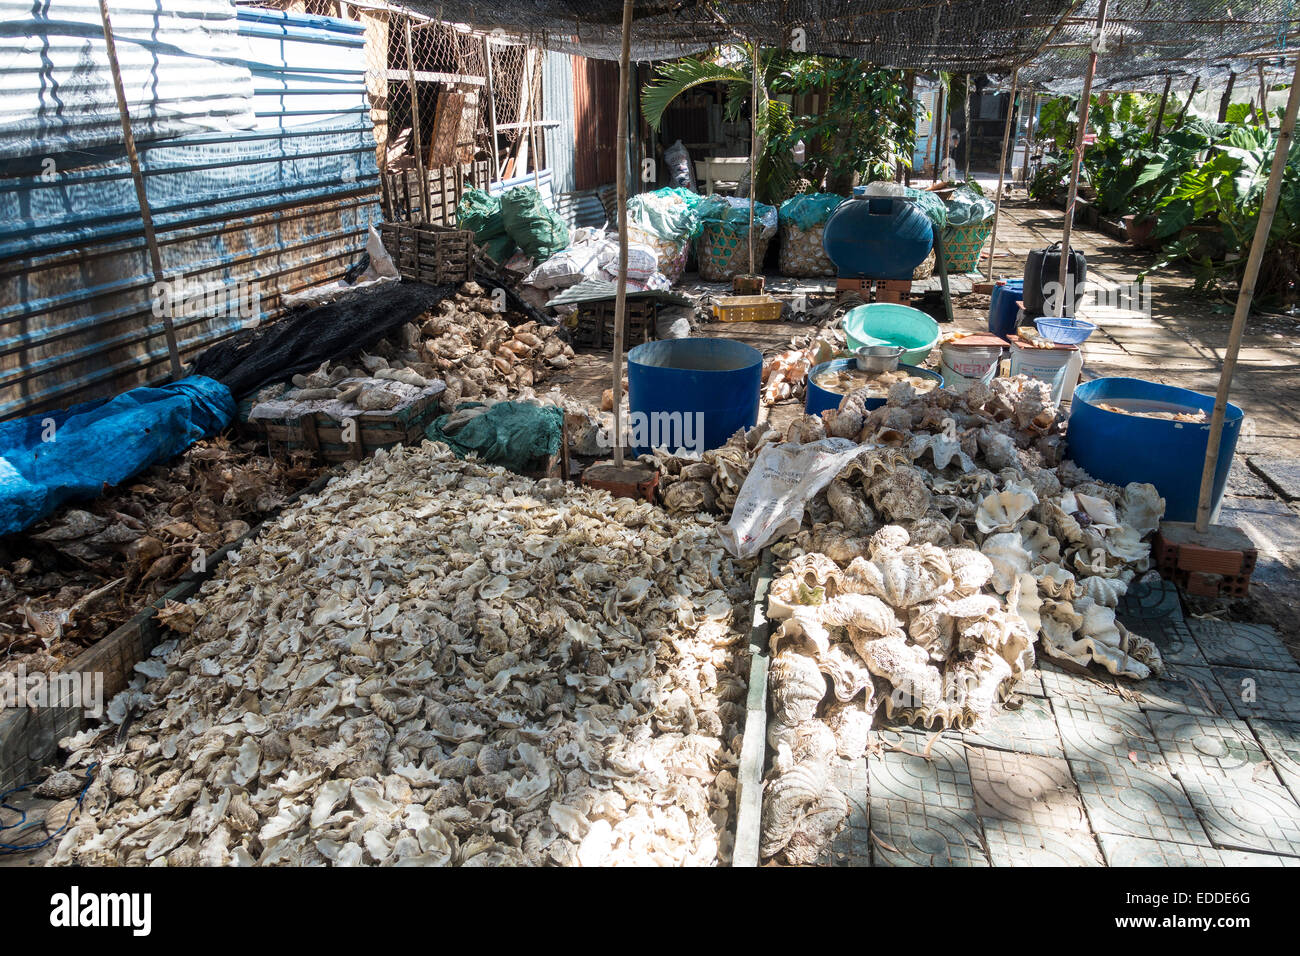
[713,294,782,322]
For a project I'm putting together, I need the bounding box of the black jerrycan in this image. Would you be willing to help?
[1022,242,1087,318]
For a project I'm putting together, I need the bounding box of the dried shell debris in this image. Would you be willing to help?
[49,443,755,867]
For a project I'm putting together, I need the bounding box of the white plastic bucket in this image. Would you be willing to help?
[1009,342,1075,402]
[939,342,1001,393]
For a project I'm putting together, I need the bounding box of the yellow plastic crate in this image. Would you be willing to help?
[713,294,782,322]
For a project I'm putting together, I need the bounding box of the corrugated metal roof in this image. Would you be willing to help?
[0,5,379,420]
[0,0,257,175]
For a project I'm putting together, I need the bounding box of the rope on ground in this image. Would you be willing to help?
[0,762,98,856]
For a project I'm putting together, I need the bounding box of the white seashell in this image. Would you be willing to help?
[974,488,1039,534]
[980,533,1032,594]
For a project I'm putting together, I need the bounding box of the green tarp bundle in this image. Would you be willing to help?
[779,192,844,230]
[626,186,706,240]
[426,401,564,474]
[904,187,949,230]
[458,188,516,262]
[501,186,570,260]
[944,185,996,227]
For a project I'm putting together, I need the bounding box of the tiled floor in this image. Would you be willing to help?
[819,579,1300,866]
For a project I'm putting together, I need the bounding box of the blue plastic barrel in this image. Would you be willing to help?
[1068,377,1242,523]
[626,338,761,454]
[988,279,1023,339]
[805,359,943,417]
[822,197,934,280]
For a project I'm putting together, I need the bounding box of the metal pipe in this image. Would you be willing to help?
[98,0,182,380]
[611,0,633,468]
[1057,0,1109,317]
[984,70,1018,280]
[1194,55,1300,532]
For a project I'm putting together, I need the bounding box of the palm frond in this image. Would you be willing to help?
[642,56,749,130]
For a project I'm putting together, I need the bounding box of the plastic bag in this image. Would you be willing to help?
[718,438,867,558]
[663,139,698,191]
[524,241,603,290]
[596,239,658,281]
[500,186,570,259]
[945,185,996,226]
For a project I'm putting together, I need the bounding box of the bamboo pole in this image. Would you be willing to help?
[1057,0,1108,317]
[1173,76,1200,131]
[1257,63,1269,120]
[528,46,541,192]
[940,81,952,178]
[933,84,945,176]
[1217,71,1236,123]
[611,0,633,469]
[748,40,758,276]
[983,71,1018,280]
[482,35,501,183]
[99,0,182,380]
[403,17,430,222]
[1194,55,1300,532]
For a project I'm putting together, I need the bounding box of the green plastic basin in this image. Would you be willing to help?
[841,303,939,366]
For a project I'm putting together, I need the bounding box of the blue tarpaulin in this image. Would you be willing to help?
[0,375,235,536]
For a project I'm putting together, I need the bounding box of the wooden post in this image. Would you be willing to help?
[748,40,758,275]
[528,46,541,192]
[482,34,501,183]
[611,0,633,468]
[404,17,430,222]
[1194,55,1300,532]
[963,73,971,182]
[940,81,952,178]
[99,0,182,380]
[1173,76,1200,131]
[1217,71,1237,123]
[1151,74,1171,148]
[1258,63,1269,119]
[1057,0,1108,317]
[933,84,945,176]
[984,71,1018,280]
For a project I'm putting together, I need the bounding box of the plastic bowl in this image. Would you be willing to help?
[1034,316,1096,345]
[841,303,939,365]
[805,358,943,417]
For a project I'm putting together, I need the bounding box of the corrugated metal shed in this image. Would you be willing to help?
[541,50,575,195]
[0,4,380,420]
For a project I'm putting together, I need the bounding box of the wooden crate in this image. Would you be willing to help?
[714,294,782,322]
[572,299,657,350]
[379,221,475,285]
[248,390,444,463]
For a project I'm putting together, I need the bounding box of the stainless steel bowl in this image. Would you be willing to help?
[854,345,905,372]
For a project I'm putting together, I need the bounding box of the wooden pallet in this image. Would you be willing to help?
[379,221,475,285]
[247,389,444,463]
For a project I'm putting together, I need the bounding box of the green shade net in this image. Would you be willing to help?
[426,402,564,474]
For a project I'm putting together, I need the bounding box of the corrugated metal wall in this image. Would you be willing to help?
[0,3,379,420]
[542,50,575,196]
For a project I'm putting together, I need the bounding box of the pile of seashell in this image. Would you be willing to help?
[777,223,837,278]
[418,283,574,411]
[47,443,754,866]
[758,375,1167,864]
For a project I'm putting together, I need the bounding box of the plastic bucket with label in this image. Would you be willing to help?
[1009,341,1075,402]
[939,342,1002,393]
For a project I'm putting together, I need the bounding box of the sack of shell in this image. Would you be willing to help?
[777,222,835,277]
[627,226,689,285]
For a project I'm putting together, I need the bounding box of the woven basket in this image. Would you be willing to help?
[699,222,771,282]
[942,220,993,273]
[778,222,835,277]
[627,225,689,285]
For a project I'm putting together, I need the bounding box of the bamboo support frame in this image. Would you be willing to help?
[611,0,633,468]
[404,17,430,222]
[1194,55,1300,532]
[1057,0,1109,317]
[984,70,1018,280]
[98,0,183,380]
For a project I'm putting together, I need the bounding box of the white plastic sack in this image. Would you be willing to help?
[718,438,866,558]
[597,239,658,281]
[365,225,400,279]
[524,241,602,289]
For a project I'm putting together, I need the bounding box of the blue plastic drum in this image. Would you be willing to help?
[626,338,762,454]
[822,197,934,280]
[1068,377,1242,523]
